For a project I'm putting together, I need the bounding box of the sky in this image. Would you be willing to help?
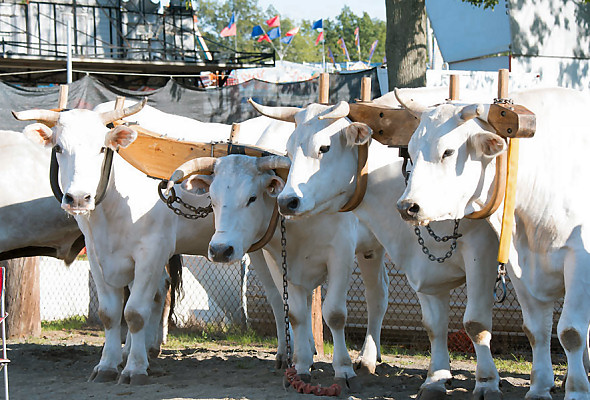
[249,0,385,23]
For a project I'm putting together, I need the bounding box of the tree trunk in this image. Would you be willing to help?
[385,0,427,89]
[1,257,41,339]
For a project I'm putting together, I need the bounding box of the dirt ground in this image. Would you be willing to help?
[6,328,567,400]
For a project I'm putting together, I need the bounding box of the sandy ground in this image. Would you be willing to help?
[5,328,567,400]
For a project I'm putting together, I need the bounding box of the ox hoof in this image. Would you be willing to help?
[275,354,288,370]
[334,376,362,393]
[130,374,149,385]
[88,368,119,383]
[417,386,447,400]
[354,359,377,375]
[473,387,503,400]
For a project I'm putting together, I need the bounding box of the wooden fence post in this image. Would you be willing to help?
[2,258,41,339]
[449,74,459,101]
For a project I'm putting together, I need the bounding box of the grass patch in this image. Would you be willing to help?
[42,316,88,331]
[165,326,277,349]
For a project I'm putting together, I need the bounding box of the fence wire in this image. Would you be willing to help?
[38,254,564,354]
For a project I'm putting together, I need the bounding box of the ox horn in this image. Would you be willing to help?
[12,109,60,125]
[256,155,291,172]
[100,97,148,125]
[393,88,429,118]
[166,157,217,194]
[248,98,300,123]
[318,101,350,120]
[459,104,484,122]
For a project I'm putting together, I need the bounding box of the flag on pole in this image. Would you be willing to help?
[311,19,323,31]
[367,39,378,64]
[337,37,350,61]
[192,15,198,24]
[315,31,324,46]
[257,34,271,43]
[285,27,300,36]
[281,35,293,44]
[266,15,280,28]
[327,47,336,65]
[354,27,360,55]
[251,25,264,38]
[267,27,281,40]
[220,12,236,37]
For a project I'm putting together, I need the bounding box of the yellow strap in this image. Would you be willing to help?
[497,138,520,264]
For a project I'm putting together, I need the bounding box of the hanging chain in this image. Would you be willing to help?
[413,219,462,263]
[157,181,212,220]
[494,262,508,303]
[280,216,293,367]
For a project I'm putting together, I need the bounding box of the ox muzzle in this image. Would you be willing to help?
[397,199,422,223]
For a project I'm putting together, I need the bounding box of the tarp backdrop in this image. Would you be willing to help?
[2,68,381,132]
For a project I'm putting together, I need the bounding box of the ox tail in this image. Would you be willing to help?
[167,254,184,327]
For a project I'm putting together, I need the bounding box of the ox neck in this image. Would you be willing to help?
[338,142,369,213]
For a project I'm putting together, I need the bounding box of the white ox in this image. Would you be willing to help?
[0,130,83,263]
[12,101,294,384]
[396,87,590,400]
[248,98,503,399]
[168,154,388,388]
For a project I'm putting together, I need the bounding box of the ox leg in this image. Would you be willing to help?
[249,250,290,369]
[324,256,358,391]
[416,291,452,399]
[557,251,590,400]
[118,258,168,385]
[510,274,555,399]
[288,283,314,381]
[354,248,388,375]
[87,255,125,383]
[463,258,501,399]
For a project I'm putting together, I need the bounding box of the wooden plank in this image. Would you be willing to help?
[319,73,329,105]
[488,103,536,139]
[348,103,419,147]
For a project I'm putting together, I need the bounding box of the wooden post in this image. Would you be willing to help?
[497,69,509,100]
[2,258,41,339]
[318,73,330,105]
[360,76,372,102]
[449,74,459,101]
[229,123,240,144]
[58,84,69,109]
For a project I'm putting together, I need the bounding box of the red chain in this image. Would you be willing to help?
[284,367,341,396]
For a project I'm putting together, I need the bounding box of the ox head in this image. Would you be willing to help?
[395,89,507,225]
[12,99,146,215]
[249,99,371,218]
[170,154,290,263]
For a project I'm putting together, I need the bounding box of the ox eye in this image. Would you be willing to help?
[100,147,107,154]
[54,144,62,154]
[319,145,330,154]
[442,149,455,159]
[246,196,257,206]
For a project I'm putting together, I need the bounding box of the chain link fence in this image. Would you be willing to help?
[38,253,565,354]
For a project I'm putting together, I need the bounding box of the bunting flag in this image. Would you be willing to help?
[267,27,281,40]
[311,19,323,31]
[192,15,198,24]
[281,35,293,44]
[367,39,379,64]
[251,25,264,38]
[315,31,324,46]
[337,37,350,61]
[328,47,336,65]
[285,27,300,37]
[354,27,361,55]
[266,15,280,28]
[220,12,236,37]
[257,34,271,43]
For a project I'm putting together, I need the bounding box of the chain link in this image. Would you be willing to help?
[157,181,213,220]
[413,219,462,263]
[280,216,292,367]
[494,262,508,303]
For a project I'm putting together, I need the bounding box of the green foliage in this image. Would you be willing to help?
[41,316,88,331]
[461,0,500,9]
[193,1,386,64]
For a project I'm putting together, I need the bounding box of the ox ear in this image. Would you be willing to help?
[23,123,54,147]
[182,175,213,195]
[266,175,285,198]
[105,125,137,150]
[344,122,372,146]
[469,132,507,158]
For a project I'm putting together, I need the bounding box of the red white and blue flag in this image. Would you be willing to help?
[266,15,280,28]
[220,13,236,37]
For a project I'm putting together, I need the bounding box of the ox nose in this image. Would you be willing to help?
[209,243,235,263]
[397,199,421,221]
[63,192,93,208]
[278,195,301,215]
